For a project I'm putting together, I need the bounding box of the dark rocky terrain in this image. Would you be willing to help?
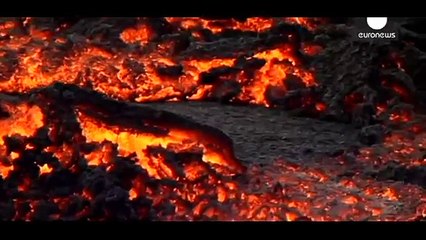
[147,102,360,164]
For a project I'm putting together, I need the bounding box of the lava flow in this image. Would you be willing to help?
[0,17,425,221]
[0,17,322,109]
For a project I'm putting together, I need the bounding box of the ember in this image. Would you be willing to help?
[0,17,425,221]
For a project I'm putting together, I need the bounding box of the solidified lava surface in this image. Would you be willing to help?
[0,17,426,221]
[146,101,360,164]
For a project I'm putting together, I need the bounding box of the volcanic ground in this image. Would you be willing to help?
[146,102,360,164]
[1,17,426,221]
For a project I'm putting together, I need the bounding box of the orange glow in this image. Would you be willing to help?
[0,18,320,110]
[0,103,44,145]
[165,17,276,34]
[315,102,326,112]
[76,110,243,176]
[129,188,138,200]
[10,151,20,160]
[18,177,31,192]
[342,195,359,205]
[381,188,399,201]
[285,212,300,221]
[165,17,322,34]
[376,103,387,116]
[285,17,323,31]
[389,111,412,123]
[0,164,13,179]
[39,164,53,175]
[302,43,324,56]
[82,188,93,201]
[120,23,155,45]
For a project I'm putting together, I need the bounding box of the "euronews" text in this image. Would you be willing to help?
[358,32,396,39]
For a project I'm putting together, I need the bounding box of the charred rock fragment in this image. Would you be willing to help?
[156,64,184,77]
[209,80,242,103]
[359,124,387,145]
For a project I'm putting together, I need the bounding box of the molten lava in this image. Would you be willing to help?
[0,17,322,111]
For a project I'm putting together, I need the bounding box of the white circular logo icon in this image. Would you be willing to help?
[366,17,388,30]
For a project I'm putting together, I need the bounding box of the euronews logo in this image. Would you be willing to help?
[355,17,398,41]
